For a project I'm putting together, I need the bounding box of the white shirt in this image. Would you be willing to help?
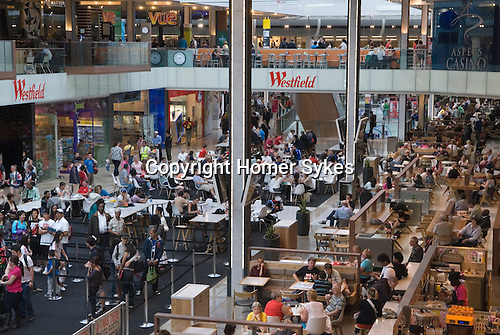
[97,212,108,234]
[381,263,396,279]
[178,152,188,162]
[340,42,347,50]
[19,254,34,283]
[53,217,69,244]
[39,218,55,246]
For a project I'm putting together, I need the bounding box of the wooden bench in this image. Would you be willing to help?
[248,259,359,305]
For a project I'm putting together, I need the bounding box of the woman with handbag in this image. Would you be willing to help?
[118,234,140,307]
[0,255,23,331]
[142,226,164,295]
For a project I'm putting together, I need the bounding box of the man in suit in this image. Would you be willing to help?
[87,200,111,258]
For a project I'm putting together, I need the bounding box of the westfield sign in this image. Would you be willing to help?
[13,79,46,101]
[269,71,317,89]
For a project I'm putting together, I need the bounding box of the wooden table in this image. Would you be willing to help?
[314,228,350,236]
[239,276,270,287]
[274,220,297,249]
[181,326,217,335]
[449,177,480,201]
[289,281,314,291]
[171,284,210,332]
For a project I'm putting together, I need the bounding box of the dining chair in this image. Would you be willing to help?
[233,289,257,318]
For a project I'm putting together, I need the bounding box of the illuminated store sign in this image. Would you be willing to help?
[148,11,178,26]
[269,71,317,89]
[13,79,45,101]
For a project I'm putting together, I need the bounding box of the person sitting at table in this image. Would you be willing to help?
[249,257,270,277]
[323,263,342,284]
[313,271,332,297]
[392,252,407,280]
[360,249,374,283]
[94,185,110,198]
[21,181,40,202]
[116,189,131,206]
[55,182,71,198]
[434,147,449,157]
[325,283,346,322]
[77,180,91,196]
[455,193,468,212]
[453,218,482,247]
[299,289,332,333]
[245,301,268,333]
[480,209,490,239]
[130,169,152,197]
[130,189,147,203]
[193,168,216,198]
[372,276,398,307]
[330,200,353,228]
[447,163,461,179]
[264,291,293,322]
[354,288,381,333]
[386,210,408,231]
[458,155,469,169]
[433,215,454,246]
[408,237,424,262]
[293,257,320,282]
[173,191,189,215]
[410,174,425,189]
[371,253,395,281]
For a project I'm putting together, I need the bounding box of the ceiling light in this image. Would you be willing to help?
[284,25,289,28]
[305,25,310,28]
[204,6,208,9]
[413,25,418,28]
[139,5,143,9]
[391,25,395,28]
[198,23,203,28]
[192,6,196,9]
[370,25,375,28]
[327,25,332,28]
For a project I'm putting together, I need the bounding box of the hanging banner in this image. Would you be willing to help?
[263,19,270,49]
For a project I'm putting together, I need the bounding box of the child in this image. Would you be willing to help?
[43,250,60,298]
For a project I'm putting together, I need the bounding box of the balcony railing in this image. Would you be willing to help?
[65,41,150,74]
[16,48,65,75]
[0,40,15,80]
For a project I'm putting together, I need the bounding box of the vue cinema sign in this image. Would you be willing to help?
[269,71,317,89]
[148,11,178,26]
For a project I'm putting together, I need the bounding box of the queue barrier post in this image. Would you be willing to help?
[72,243,84,283]
[125,293,130,335]
[49,259,62,301]
[192,249,196,284]
[208,237,221,278]
[79,276,89,324]
[165,265,174,310]
[139,280,154,328]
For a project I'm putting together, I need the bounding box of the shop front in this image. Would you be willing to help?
[35,98,111,181]
[168,90,205,145]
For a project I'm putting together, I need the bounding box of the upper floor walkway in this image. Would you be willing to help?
[1,40,500,105]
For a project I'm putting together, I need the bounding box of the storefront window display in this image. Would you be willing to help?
[35,98,110,181]
[169,91,204,145]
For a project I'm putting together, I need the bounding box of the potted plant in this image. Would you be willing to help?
[263,223,280,248]
[296,198,310,236]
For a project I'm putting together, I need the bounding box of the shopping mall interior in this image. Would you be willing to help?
[1,0,500,334]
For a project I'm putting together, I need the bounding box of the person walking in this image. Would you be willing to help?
[84,152,98,187]
[11,245,35,322]
[165,131,173,162]
[182,117,195,146]
[108,142,123,177]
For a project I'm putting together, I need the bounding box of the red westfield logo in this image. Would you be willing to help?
[269,71,317,88]
[13,79,46,101]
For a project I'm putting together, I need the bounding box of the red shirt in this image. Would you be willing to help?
[309,156,319,164]
[199,149,207,158]
[264,300,284,321]
[78,186,89,194]
[455,283,468,306]
[274,136,282,145]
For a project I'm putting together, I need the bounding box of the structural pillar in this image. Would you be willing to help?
[400,0,410,69]
[418,95,425,130]
[398,94,406,140]
[429,94,435,120]
[183,6,192,43]
[230,0,252,294]
[421,5,429,45]
[126,0,135,42]
[209,9,217,47]
[346,0,361,252]
[64,0,76,40]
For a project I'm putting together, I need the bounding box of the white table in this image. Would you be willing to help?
[368,301,399,335]
[289,281,314,291]
[215,142,229,147]
[396,262,419,291]
[18,194,85,212]
[107,199,169,218]
[181,326,216,335]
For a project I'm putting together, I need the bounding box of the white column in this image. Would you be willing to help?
[209,9,217,47]
[230,0,252,294]
[400,0,410,69]
[398,94,406,140]
[421,5,429,45]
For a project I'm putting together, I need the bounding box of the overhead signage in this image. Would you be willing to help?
[148,11,178,26]
[13,79,45,101]
[269,71,317,89]
[446,48,486,71]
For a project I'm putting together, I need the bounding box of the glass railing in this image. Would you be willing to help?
[66,41,150,68]
[15,48,65,74]
[0,40,15,73]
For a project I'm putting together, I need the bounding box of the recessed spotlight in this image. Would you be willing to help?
[305,25,310,28]
[284,25,289,28]
[198,23,203,28]
[327,25,332,28]
[370,25,375,28]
